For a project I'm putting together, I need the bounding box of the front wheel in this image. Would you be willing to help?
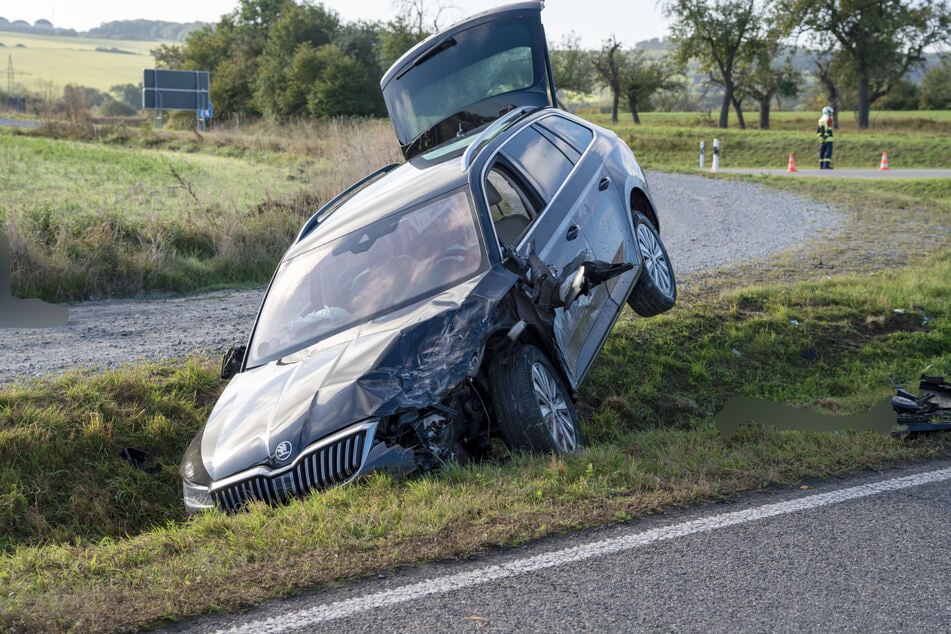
[627,212,676,317]
[488,344,583,454]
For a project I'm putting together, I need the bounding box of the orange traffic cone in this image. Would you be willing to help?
[879,152,890,170]
[787,153,798,172]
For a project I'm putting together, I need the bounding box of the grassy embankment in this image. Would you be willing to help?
[1,118,402,301]
[1,113,949,632]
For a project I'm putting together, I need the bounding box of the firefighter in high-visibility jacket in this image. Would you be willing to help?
[817,106,834,169]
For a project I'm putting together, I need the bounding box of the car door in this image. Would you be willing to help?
[492,122,612,386]
[537,114,640,310]
[535,120,637,383]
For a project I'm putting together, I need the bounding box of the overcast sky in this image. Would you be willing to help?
[0,1,670,48]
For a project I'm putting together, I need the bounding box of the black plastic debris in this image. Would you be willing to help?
[121,447,161,474]
[891,375,951,434]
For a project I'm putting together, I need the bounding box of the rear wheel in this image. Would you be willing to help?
[628,212,676,317]
[488,344,583,454]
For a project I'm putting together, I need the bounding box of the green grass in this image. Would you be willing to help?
[621,127,951,170]
[0,130,320,218]
[1,31,157,92]
[1,119,402,301]
[587,255,951,434]
[581,111,951,170]
[0,130,311,300]
[0,360,219,551]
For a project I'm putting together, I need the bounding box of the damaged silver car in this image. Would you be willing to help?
[180,1,676,512]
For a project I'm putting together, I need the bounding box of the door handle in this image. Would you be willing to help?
[598,177,611,191]
[566,225,579,241]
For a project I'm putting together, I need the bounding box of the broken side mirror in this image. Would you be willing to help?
[220,344,246,380]
[553,260,634,310]
[559,265,588,310]
[517,242,632,311]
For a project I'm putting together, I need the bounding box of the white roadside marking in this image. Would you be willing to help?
[219,467,951,633]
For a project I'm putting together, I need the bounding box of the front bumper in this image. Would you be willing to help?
[182,420,379,513]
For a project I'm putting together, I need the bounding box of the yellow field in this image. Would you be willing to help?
[1,30,161,92]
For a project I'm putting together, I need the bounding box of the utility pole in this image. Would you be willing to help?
[6,54,13,96]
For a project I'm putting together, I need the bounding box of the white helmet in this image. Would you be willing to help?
[822,106,834,116]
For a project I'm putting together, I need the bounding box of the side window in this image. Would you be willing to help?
[485,166,536,247]
[500,126,573,204]
[537,116,594,154]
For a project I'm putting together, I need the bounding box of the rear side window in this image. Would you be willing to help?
[485,166,536,247]
[500,126,573,204]
[537,116,594,154]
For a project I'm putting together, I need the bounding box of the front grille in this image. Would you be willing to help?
[211,422,374,512]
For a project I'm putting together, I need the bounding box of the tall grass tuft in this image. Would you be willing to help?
[0,358,222,551]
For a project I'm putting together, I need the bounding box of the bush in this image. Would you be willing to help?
[878,79,920,111]
[919,58,951,110]
[100,98,138,117]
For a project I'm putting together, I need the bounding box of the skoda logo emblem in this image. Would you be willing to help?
[274,441,293,463]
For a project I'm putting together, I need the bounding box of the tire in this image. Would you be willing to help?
[627,212,676,317]
[488,344,583,454]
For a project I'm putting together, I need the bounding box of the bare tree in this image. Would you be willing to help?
[594,37,623,123]
[393,0,455,33]
[665,0,760,128]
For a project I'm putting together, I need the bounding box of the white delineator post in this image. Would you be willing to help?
[711,138,719,173]
[699,141,705,169]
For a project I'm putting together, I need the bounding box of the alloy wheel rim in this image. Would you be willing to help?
[636,223,672,296]
[531,361,576,452]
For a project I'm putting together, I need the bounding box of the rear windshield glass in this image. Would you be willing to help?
[388,20,541,144]
[247,189,486,367]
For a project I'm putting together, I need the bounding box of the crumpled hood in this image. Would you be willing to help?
[200,277,497,481]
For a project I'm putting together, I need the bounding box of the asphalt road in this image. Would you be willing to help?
[162,459,951,633]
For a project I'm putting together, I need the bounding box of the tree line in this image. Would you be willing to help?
[664,0,951,128]
[557,0,950,129]
[151,0,436,120]
[154,0,950,128]
[87,20,207,43]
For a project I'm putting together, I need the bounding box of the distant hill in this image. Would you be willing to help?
[85,20,208,43]
[0,18,206,42]
[0,17,77,36]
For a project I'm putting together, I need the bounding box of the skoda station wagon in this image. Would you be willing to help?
[180,1,676,512]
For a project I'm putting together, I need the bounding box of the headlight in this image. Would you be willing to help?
[180,431,214,512]
[182,480,214,512]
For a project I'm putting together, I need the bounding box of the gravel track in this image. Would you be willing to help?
[0,173,843,386]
